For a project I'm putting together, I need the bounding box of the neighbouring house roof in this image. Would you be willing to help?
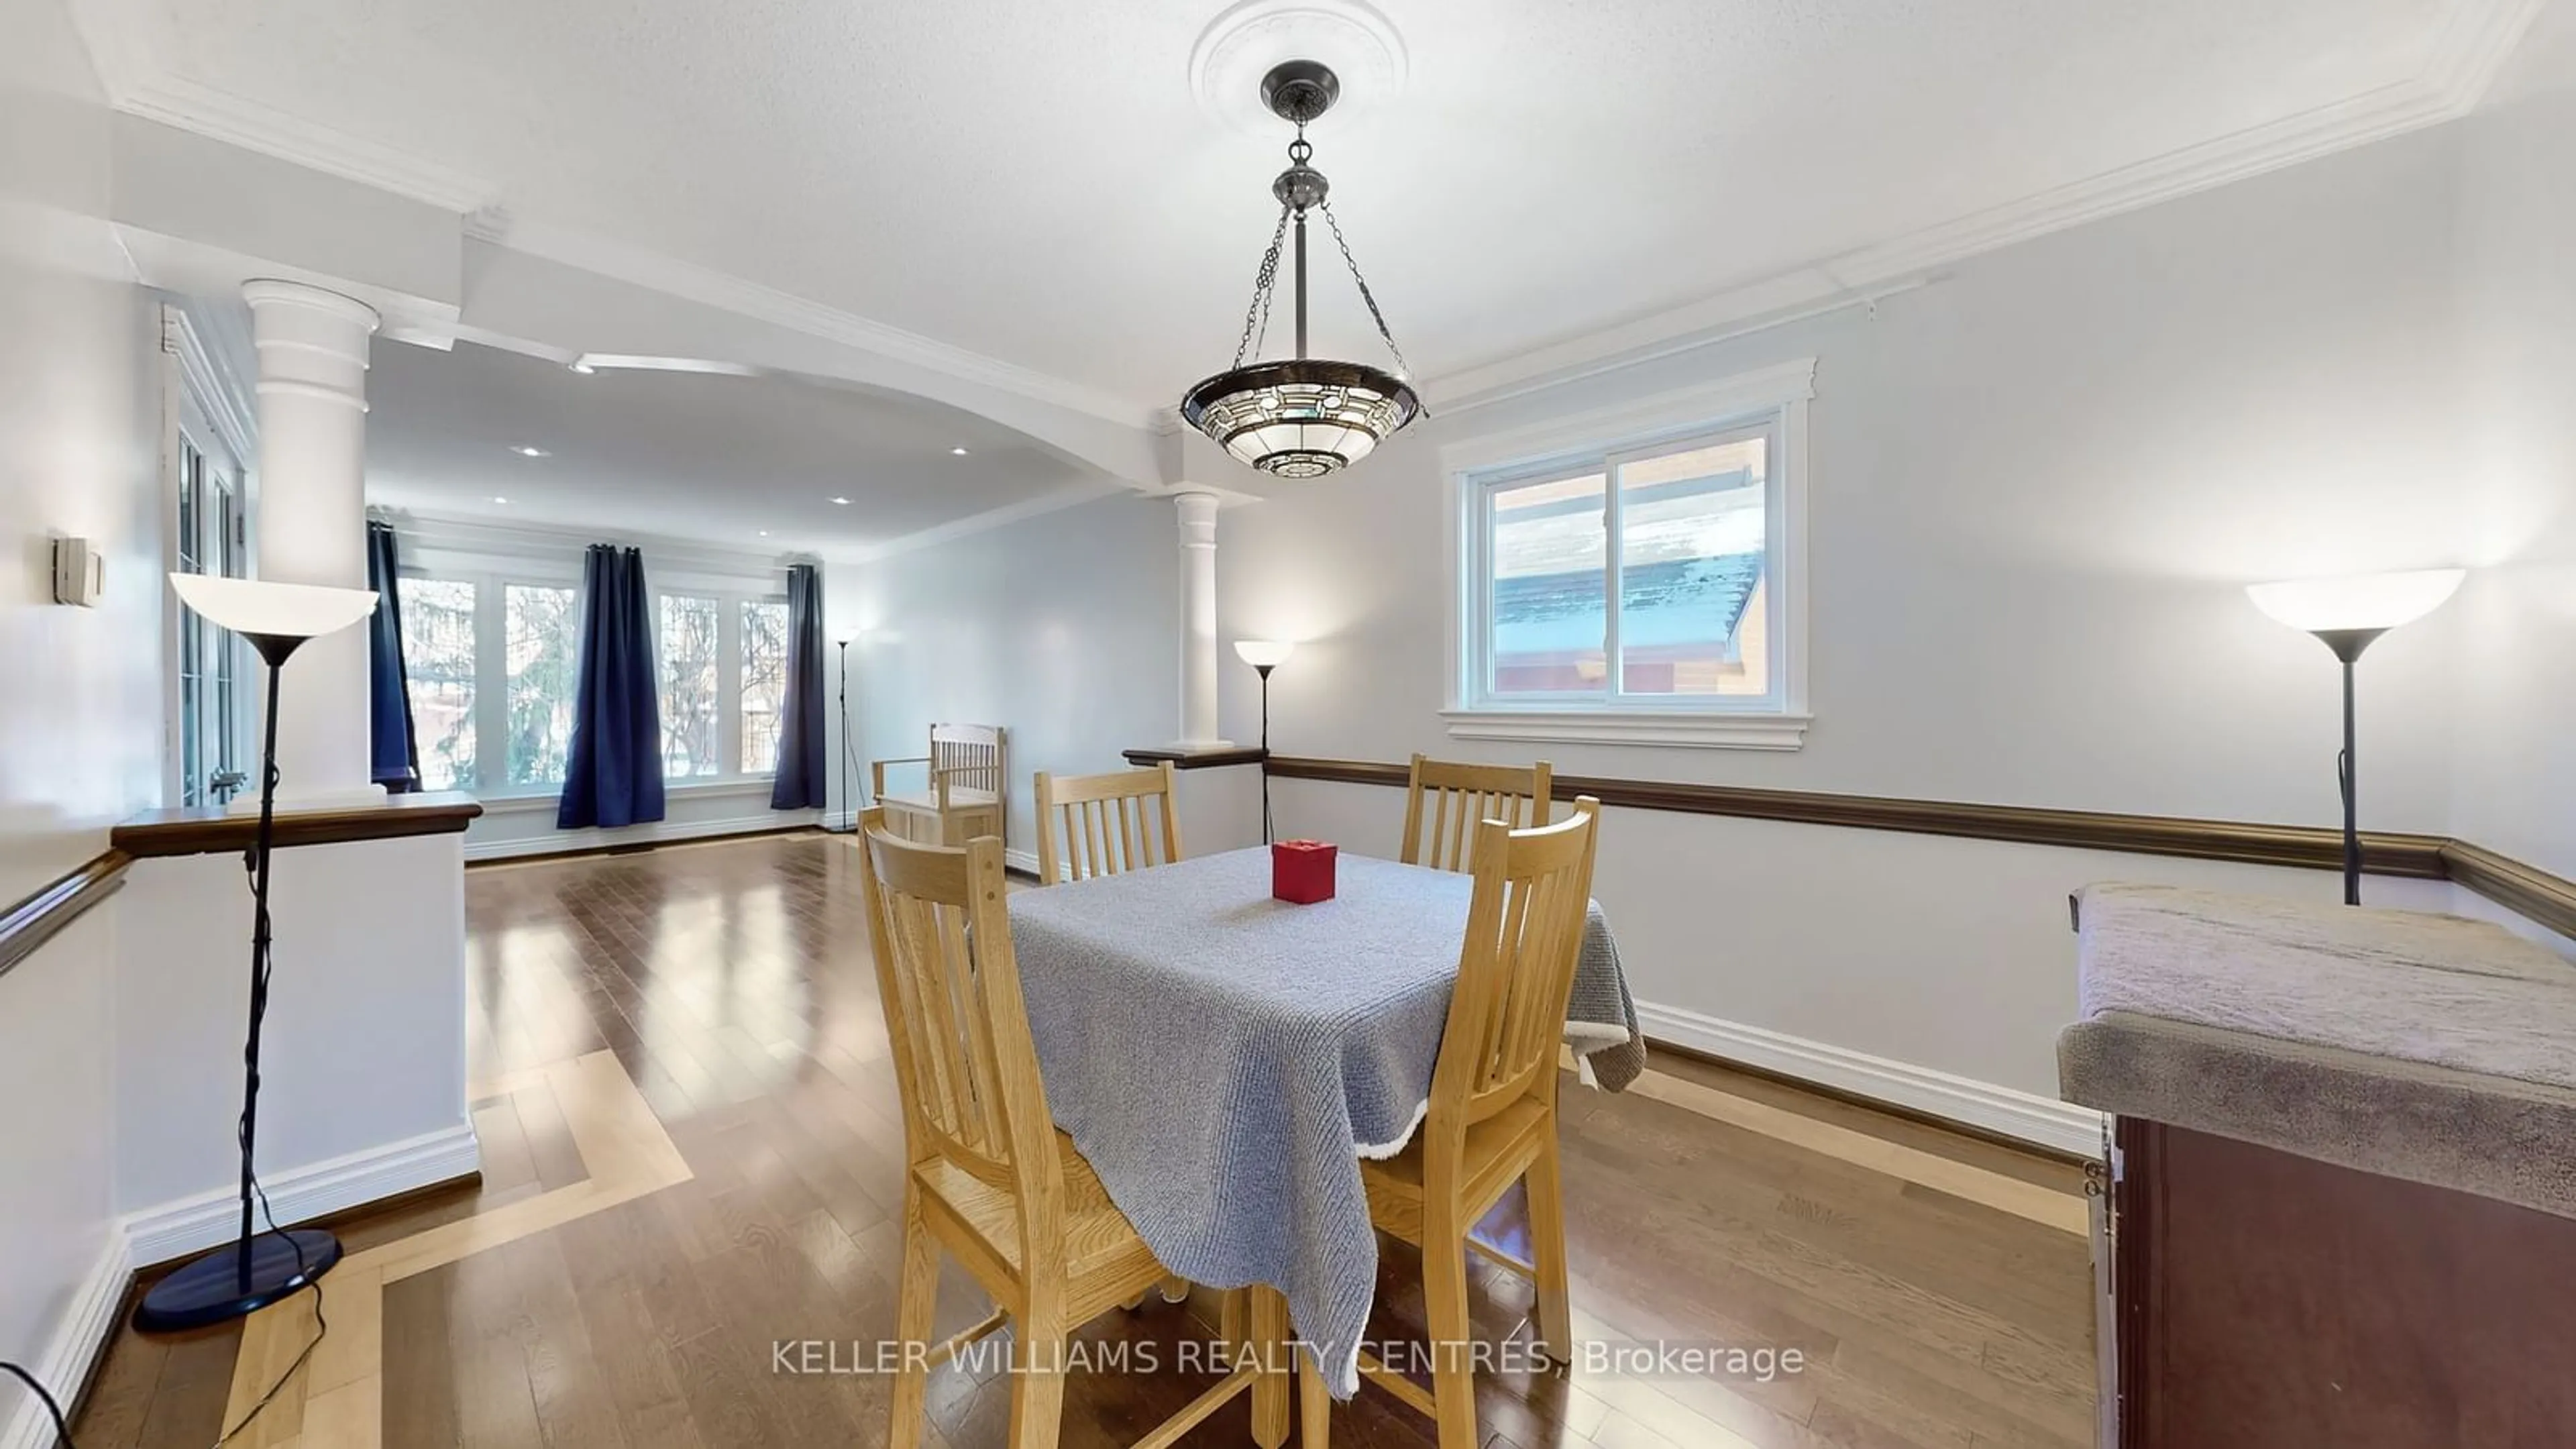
[1493,553,1764,658]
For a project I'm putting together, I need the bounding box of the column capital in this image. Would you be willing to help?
[242,279,382,333]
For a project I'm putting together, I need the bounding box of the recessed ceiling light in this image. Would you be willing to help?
[830,496,850,506]
[511,445,549,458]
[491,495,508,504]
[950,447,969,456]
[757,530,769,537]
[567,360,597,375]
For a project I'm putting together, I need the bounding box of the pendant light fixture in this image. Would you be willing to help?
[1181,60,1423,480]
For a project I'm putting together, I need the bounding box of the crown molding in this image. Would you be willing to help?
[1426,0,2543,407]
[2422,0,2551,103]
[70,0,500,216]
[74,0,2542,443]
[484,215,1156,431]
[377,506,793,582]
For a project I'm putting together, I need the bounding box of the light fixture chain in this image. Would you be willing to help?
[1230,205,1294,371]
[1317,200,1418,395]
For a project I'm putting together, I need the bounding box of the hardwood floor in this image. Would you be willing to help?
[73,832,2096,1448]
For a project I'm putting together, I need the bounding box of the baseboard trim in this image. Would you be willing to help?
[1,1232,129,1449]
[121,1122,483,1271]
[1003,847,1064,882]
[463,811,819,863]
[1635,1001,2106,1159]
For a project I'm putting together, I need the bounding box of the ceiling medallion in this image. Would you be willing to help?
[1181,59,1423,480]
[1187,0,1407,134]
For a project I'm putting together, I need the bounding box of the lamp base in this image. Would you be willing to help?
[132,1229,342,1333]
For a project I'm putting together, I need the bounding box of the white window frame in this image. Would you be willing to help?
[651,586,790,782]
[1442,358,1814,750]
[392,566,790,800]
[161,303,260,807]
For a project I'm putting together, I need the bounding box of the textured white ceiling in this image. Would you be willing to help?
[364,341,1107,553]
[116,0,2468,408]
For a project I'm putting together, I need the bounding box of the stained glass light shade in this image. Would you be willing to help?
[1182,360,1421,480]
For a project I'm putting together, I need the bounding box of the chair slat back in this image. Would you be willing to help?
[928,723,1006,804]
[1428,798,1602,1132]
[1399,754,1554,873]
[855,809,1062,1214]
[1033,763,1183,884]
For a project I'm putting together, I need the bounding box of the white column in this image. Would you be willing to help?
[1173,490,1232,750]
[242,279,385,810]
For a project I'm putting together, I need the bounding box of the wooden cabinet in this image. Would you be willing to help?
[2099,1116,2576,1448]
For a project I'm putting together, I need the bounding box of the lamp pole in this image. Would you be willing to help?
[2315,628,2383,907]
[1254,661,1277,844]
[836,637,853,831]
[1234,641,1294,845]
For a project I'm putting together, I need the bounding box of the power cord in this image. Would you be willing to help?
[209,1175,324,1448]
[0,1360,74,1448]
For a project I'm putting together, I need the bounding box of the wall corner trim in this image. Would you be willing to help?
[0,1233,130,1449]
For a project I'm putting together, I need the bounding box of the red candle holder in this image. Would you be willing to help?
[1272,839,1338,904]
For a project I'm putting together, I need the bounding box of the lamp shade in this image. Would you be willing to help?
[2245,569,2466,635]
[170,574,380,639]
[1234,639,1296,669]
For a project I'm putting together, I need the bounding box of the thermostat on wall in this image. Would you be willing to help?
[52,537,104,606]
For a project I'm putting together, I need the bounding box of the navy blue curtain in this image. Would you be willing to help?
[558,545,667,828]
[364,521,420,792]
[769,564,827,810]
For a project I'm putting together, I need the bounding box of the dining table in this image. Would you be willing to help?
[1006,844,1645,1403]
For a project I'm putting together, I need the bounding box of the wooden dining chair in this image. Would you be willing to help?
[1303,798,1603,1449]
[872,722,1008,848]
[1398,754,1555,872]
[855,809,1279,1449]
[1033,761,1183,884]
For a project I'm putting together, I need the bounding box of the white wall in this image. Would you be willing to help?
[2453,0,2576,880]
[855,121,2496,1122]
[1227,126,2472,827]
[0,0,159,1421]
[829,492,1182,863]
[1209,125,2485,1103]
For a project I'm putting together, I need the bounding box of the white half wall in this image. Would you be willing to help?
[113,835,473,1233]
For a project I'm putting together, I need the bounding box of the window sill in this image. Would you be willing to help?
[475,777,781,813]
[1439,708,1809,751]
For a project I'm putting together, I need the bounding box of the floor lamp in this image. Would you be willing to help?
[1234,640,1294,843]
[136,575,380,1333]
[2246,568,2465,906]
[835,635,857,830]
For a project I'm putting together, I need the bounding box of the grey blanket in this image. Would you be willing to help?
[2061,883,2576,1220]
[1006,847,1642,1397]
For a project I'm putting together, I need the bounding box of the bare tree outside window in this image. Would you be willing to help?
[659,593,722,777]
[506,584,579,784]
[739,598,788,773]
[399,578,478,790]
